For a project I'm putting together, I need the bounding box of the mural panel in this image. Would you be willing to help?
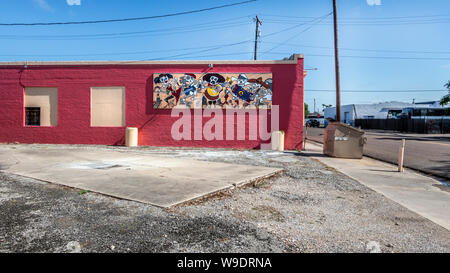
[153,73,272,109]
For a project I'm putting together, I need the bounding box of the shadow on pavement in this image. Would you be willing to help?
[299,152,329,158]
[374,136,450,142]
[368,169,399,173]
[427,159,450,180]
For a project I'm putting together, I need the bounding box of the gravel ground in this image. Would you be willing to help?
[0,144,449,253]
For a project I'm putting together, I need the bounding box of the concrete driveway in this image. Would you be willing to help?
[0,145,281,207]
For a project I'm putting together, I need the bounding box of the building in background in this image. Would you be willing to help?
[414,100,443,108]
[324,101,442,126]
[324,101,441,126]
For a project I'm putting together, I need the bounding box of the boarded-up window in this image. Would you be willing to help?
[24,87,58,126]
[91,87,125,127]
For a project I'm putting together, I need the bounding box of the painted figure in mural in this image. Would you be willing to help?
[154,73,182,108]
[261,78,273,106]
[178,73,201,107]
[202,73,226,107]
[154,73,173,108]
[223,77,236,106]
[230,74,253,106]
[249,77,272,107]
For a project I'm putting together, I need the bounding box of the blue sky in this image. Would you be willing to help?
[1,0,449,109]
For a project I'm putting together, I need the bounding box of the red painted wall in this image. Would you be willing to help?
[0,59,304,150]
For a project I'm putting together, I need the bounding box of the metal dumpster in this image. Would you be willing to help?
[323,122,366,159]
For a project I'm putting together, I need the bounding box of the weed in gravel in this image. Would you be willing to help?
[236,205,285,223]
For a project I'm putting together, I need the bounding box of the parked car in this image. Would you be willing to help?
[306,119,320,127]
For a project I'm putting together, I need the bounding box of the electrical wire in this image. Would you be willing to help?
[261,13,450,25]
[0,42,255,57]
[304,53,450,60]
[260,12,332,39]
[177,51,450,61]
[261,13,450,20]
[118,15,336,62]
[2,9,449,62]
[0,23,252,41]
[0,0,258,26]
[263,12,333,53]
[0,17,253,40]
[259,41,450,55]
[305,89,447,93]
[263,19,450,26]
[6,48,450,61]
[145,40,253,61]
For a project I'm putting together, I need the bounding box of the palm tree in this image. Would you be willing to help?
[440,81,450,106]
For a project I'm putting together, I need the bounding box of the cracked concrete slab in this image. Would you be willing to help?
[0,145,282,207]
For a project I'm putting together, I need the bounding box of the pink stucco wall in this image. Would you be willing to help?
[0,58,304,150]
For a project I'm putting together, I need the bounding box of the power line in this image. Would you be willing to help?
[264,18,450,23]
[263,12,333,53]
[0,22,251,41]
[0,42,254,57]
[5,49,450,61]
[261,13,450,20]
[118,14,335,62]
[0,17,250,40]
[304,53,450,60]
[263,17,450,23]
[261,13,450,25]
[261,49,450,60]
[260,13,332,39]
[259,41,450,55]
[146,40,253,61]
[305,89,447,93]
[112,40,261,63]
[0,17,253,40]
[262,51,450,60]
[136,51,293,60]
[263,19,450,26]
[0,0,258,26]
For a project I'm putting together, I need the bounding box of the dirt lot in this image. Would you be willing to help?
[1,145,449,253]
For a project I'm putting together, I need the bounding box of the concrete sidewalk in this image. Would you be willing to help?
[0,145,282,208]
[305,127,450,179]
[305,141,450,231]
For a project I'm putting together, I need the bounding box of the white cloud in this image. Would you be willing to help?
[367,0,381,6]
[67,0,81,6]
[32,0,52,10]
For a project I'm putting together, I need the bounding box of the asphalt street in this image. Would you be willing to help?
[306,127,450,180]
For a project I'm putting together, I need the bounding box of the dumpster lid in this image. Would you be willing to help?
[329,122,365,134]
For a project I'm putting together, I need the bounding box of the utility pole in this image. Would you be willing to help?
[332,0,341,122]
[254,15,262,60]
[314,98,316,113]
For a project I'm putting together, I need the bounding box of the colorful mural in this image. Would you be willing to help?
[153,73,273,109]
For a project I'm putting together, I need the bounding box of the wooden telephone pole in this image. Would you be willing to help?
[332,0,341,122]
[254,15,262,60]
